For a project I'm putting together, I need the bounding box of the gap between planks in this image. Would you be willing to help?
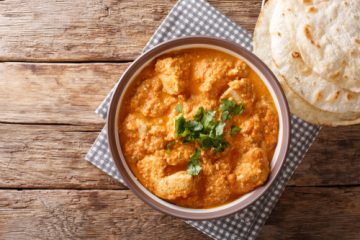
[1,184,360,191]
[0,60,134,64]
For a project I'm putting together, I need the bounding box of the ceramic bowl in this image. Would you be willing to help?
[107,36,290,220]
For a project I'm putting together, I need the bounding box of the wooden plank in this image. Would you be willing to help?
[0,62,128,125]
[0,123,359,189]
[291,126,360,186]
[0,124,124,190]
[0,188,359,239]
[0,189,207,240]
[0,0,261,62]
[259,187,360,240]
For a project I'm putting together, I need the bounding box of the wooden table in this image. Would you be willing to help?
[0,1,359,239]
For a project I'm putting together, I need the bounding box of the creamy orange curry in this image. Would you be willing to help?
[119,48,279,208]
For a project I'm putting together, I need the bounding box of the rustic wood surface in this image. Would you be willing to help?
[0,0,359,239]
[0,188,359,240]
[0,0,261,62]
[0,63,127,125]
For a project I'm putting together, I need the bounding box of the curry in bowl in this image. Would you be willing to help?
[118,48,279,209]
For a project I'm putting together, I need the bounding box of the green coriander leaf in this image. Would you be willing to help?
[174,103,231,154]
[215,122,226,136]
[190,148,201,161]
[233,103,244,115]
[165,141,176,154]
[209,126,217,138]
[214,140,229,152]
[201,110,216,130]
[180,128,191,138]
[199,133,229,153]
[194,107,205,121]
[182,138,193,144]
[165,141,175,149]
[220,99,236,112]
[182,131,196,143]
[199,134,213,149]
[221,110,230,122]
[193,123,203,131]
[187,149,202,176]
[219,99,245,118]
[187,120,203,132]
[188,163,201,176]
[230,125,241,136]
[175,115,186,136]
[175,104,183,113]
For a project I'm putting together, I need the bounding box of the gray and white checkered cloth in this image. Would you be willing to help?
[85,0,321,239]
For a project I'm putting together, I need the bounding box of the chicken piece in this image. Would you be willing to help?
[240,114,263,146]
[227,60,249,78]
[136,155,155,184]
[140,94,177,117]
[232,148,270,195]
[200,158,232,206]
[122,114,168,162]
[131,77,176,117]
[164,143,195,166]
[123,114,148,138]
[121,114,148,163]
[164,109,179,140]
[194,58,234,97]
[123,141,146,164]
[149,155,194,200]
[221,78,256,112]
[130,77,162,108]
[140,124,167,154]
[155,57,190,95]
[155,171,194,200]
[184,96,217,119]
[255,99,279,150]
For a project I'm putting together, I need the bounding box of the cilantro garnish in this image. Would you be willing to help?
[193,106,205,121]
[215,122,226,136]
[221,110,230,122]
[165,141,176,154]
[187,149,202,176]
[174,99,244,176]
[175,103,183,113]
[230,125,241,136]
[201,110,216,130]
[219,99,244,119]
[175,114,186,136]
[199,134,213,149]
[187,120,203,132]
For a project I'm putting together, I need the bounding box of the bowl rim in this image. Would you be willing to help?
[107,36,291,220]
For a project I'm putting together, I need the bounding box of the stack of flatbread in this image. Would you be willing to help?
[253,0,360,126]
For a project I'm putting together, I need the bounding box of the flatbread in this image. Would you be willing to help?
[270,0,360,113]
[253,0,360,126]
[289,0,360,92]
[280,79,360,126]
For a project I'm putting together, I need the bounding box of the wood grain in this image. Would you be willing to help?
[0,123,359,189]
[0,124,124,190]
[259,187,360,240]
[0,188,359,240]
[0,0,261,62]
[0,190,207,240]
[291,125,360,186]
[0,62,128,125]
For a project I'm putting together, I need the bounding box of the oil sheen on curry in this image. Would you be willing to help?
[119,48,279,209]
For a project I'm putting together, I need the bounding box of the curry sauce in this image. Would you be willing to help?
[119,48,279,208]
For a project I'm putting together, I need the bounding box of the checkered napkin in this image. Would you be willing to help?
[85,0,321,239]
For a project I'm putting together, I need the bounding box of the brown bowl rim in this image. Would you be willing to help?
[107,36,291,220]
